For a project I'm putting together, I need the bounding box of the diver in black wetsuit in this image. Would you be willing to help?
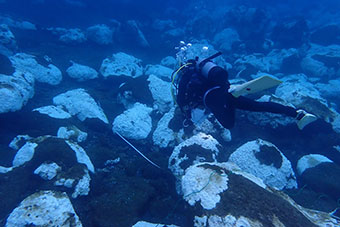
[172,53,317,130]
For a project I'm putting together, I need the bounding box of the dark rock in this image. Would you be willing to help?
[311,24,340,46]
[88,175,156,226]
[224,6,270,52]
[255,144,283,169]
[271,18,309,48]
[183,163,322,226]
[281,53,302,74]
[186,11,216,39]
[0,54,15,75]
[179,144,215,171]
[300,162,340,200]
[0,137,91,225]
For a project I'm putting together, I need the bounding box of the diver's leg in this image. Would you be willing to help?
[204,88,235,129]
[234,96,297,117]
[234,96,317,129]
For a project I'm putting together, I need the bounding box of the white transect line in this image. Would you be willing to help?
[114,131,161,169]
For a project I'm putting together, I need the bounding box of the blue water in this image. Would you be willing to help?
[1,0,340,226]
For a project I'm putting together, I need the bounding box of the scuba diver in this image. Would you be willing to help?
[171,51,317,130]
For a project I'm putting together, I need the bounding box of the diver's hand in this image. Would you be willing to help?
[228,84,239,93]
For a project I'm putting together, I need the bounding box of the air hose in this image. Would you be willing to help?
[114,130,161,169]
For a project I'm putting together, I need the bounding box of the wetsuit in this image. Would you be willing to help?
[179,65,298,129]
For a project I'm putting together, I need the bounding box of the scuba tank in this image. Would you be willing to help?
[171,52,222,124]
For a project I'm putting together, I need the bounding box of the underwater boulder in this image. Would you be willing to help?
[133,221,178,227]
[66,61,98,81]
[234,53,268,75]
[112,102,153,140]
[57,126,87,143]
[224,6,270,52]
[334,145,340,153]
[160,56,177,69]
[168,132,222,179]
[0,166,12,173]
[115,73,154,109]
[164,27,185,39]
[0,135,94,221]
[301,43,340,80]
[246,95,295,128]
[213,28,240,52]
[87,174,156,226]
[144,64,173,80]
[228,139,297,190]
[86,24,113,45]
[297,154,340,200]
[125,20,150,48]
[0,16,36,30]
[9,135,33,150]
[297,154,333,176]
[30,107,101,136]
[181,162,339,227]
[275,74,339,131]
[47,27,87,44]
[152,19,175,32]
[9,136,94,197]
[55,166,91,198]
[10,53,62,85]
[310,24,340,46]
[186,11,216,39]
[53,88,109,124]
[116,90,135,109]
[153,106,230,149]
[147,74,173,113]
[265,49,299,73]
[300,56,331,79]
[34,162,61,180]
[0,53,15,74]
[332,114,340,134]
[182,162,232,211]
[11,136,95,173]
[6,190,82,227]
[183,110,232,143]
[234,48,298,74]
[0,24,17,56]
[315,78,340,99]
[276,74,322,102]
[116,19,151,47]
[16,20,36,30]
[152,107,176,148]
[0,70,35,113]
[271,18,309,49]
[33,105,72,119]
[100,52,143,78]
